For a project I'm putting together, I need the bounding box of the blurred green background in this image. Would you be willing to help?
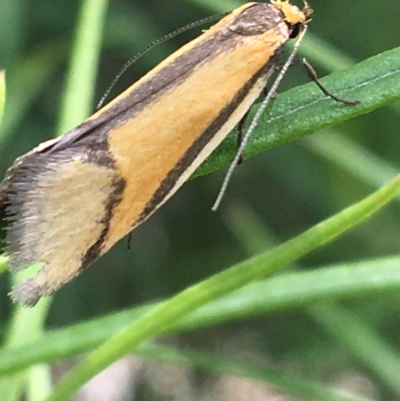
[0,0,400,399]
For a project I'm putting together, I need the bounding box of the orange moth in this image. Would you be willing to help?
[0,1,356,306]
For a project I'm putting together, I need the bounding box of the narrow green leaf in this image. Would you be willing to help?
[0,295,51,401]
[57,0,109,134]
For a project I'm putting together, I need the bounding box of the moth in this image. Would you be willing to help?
[0,1,356,306]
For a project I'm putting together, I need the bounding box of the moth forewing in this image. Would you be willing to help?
[0,1,311,306]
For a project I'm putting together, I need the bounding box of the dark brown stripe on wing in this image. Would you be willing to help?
[79,141,127,270]
[138,59,278,223]
[80,175,126,271]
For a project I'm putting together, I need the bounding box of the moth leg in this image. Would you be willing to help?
[236,110,250,165]
[290,57,360,105]
[127,232,132,250]
[262,85,278,100]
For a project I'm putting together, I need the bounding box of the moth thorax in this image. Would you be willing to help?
[271,0,313,25]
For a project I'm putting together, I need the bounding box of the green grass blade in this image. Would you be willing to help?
[0,293,51,401]
[57,0,109,134]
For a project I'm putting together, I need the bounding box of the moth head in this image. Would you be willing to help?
[271,0,313,38]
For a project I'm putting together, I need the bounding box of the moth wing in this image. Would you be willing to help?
[1,134,124,306]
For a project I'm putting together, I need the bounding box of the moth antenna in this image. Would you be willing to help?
[211,26,308,211]
[302,0,313,21]
[97,12,229,109]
